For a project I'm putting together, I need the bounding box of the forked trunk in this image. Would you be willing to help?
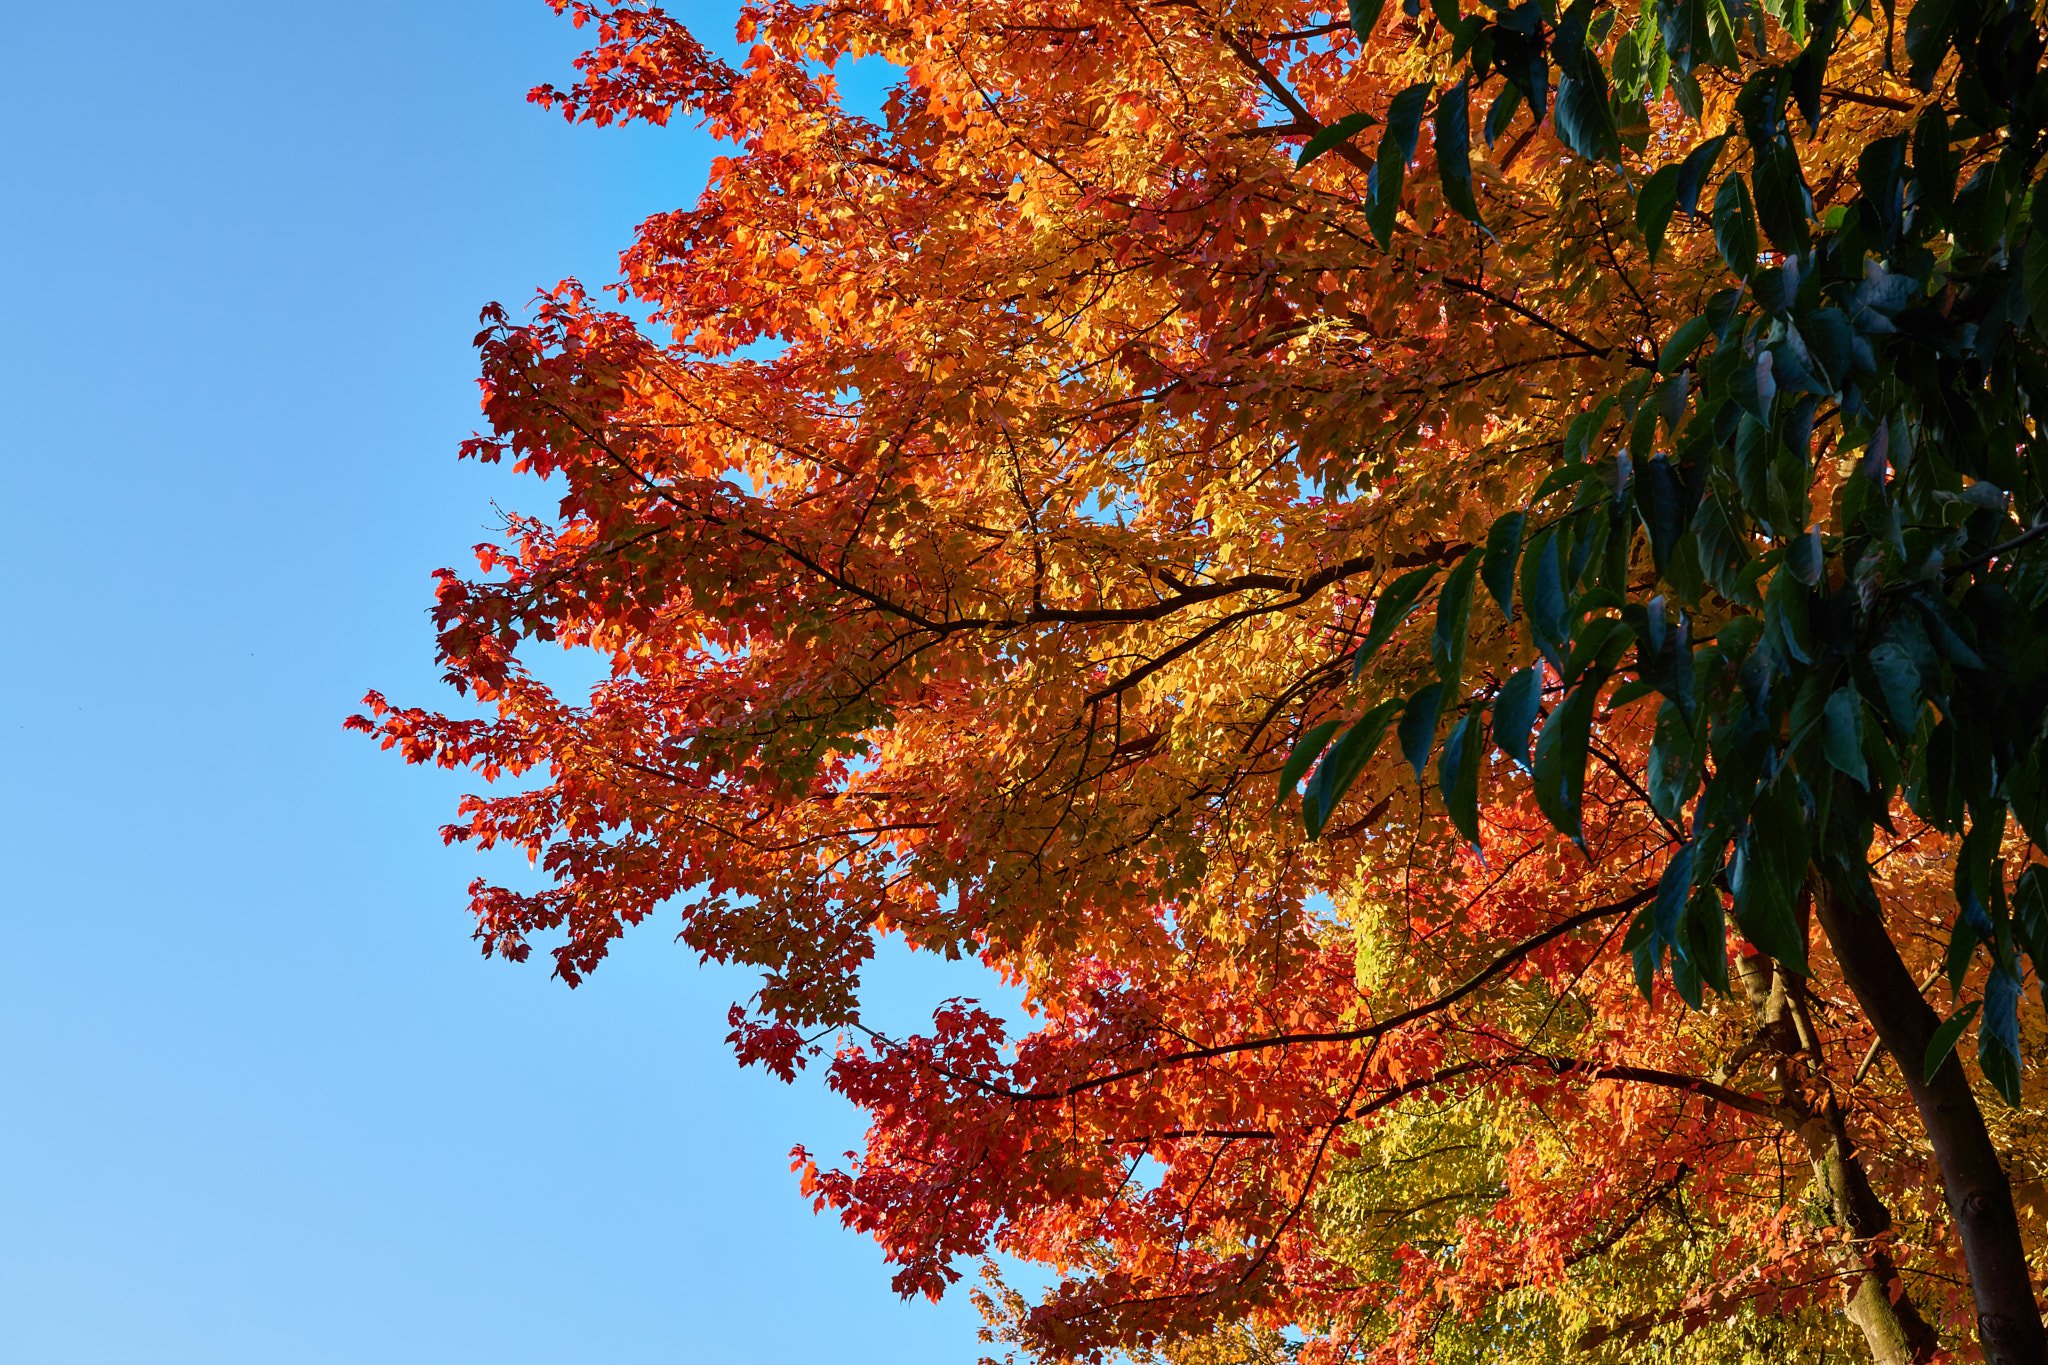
[1813,881,2047,1365]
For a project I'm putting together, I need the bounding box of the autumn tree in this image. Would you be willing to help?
[355,0,2048,1361]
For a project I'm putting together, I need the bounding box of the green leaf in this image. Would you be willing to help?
[1493,665,1544,772]
[1654,839,1696,942]
[1980,966,2023,1106]
[2027,215,2048,343]
[1532,665,1611,844]
[1367,82,1434,246]
[1637,456,1688,573]
[1638,163,1683,262]
[1787,3,1835,131]
[1822,688,1869,787]
[1298,110,1381,168]
[1433,548,1483,690]
[1657,314,1714,374]
[1901,0,1955,92]
[1434,78,1483,227]
[1354,565,1440,676]
[1438,709,1487,847]
[1657,0,1709,76]
[1483,81,1524,149]
[1751,141,1811,258]
[1684,881,1730,995]
[1913,104,1954,220]
[1302,699,1403,839]
[1673,134,1728,216]
[1731,782,1810,972]
[1711,172,1759,277]
[1482,512,1526,620]
[1795,308,1853,390]
[1925,1000,1981,1085]
[1277,718,1341,804]
[1397,683,1447,784]
[1349,0,1390,39]
[1648,697,1703,821]
[1865,641,1922,734]
[1525,531,1570,654]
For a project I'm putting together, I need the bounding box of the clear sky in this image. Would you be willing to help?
[0,4,1020,1361]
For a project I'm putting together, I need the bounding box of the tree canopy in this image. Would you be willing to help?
[355,0,2048,1360]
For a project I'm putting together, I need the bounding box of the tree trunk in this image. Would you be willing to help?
[1734,950,1942,1364]
[1813,880,2047,1365]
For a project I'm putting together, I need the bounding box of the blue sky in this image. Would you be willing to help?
[0,4,1022,1361]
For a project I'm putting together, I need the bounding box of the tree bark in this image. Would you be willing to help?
[1733,951,1942,1364]
[1813,880,2048,1365]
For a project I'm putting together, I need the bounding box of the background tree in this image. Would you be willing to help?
[356,0,2048,1359]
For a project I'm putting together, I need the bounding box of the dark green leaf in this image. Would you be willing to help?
[1795,308,1853,389]
[1366,84,1433,246]
[1822,688,1870,787]
[1751,141,1811,257]
[1925,1000,1980,1085]
[1483,80,1524,149]
[1866,640,1922,733]
[1785,524,1823,585]
[1349,0,1390,39]
[1298,110,1381,168]
[1277,718,1341,804]
[1684,882,1730,994]
[1649,697,1703,821]
[1658,314,1714,374]
[1398,683,1447,784]
[1493,664,1544,771]
[1638,456,1687,573]
[1434,78,1483,227]
[2027,216,2048,342]
[1712,172,1759,277]
[1439,709,1487,847]
[1673,134,1728,215]
[1981,966,2023,1106]
[1901,0,1955,92]
[1303,699,1403,839]
[1638,163,1683,262]
[1657,0,1710,76]
[1787,4,1837,132]
[1482,512,1525,620]
[1532,665,1611,844]
[1913,104,1954,219]
[1655,839,1696,944]
[1731,782,1810,972]
[1354,565,1441,676]
[1433,548,1483,690]
[1526,531,1570,653]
